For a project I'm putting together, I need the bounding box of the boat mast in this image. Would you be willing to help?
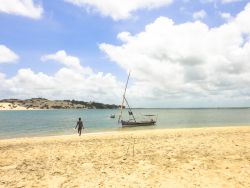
[124,97,136,122]
[118,71,130,123]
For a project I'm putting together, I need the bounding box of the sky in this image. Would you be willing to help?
[0,0,250,108]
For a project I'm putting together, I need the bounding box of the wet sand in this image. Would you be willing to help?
[0,126,250,187]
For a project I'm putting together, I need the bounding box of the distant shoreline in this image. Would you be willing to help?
[0,98,120,110]
[1,105,250,111]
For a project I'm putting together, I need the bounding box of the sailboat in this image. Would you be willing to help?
[118,71,157,128]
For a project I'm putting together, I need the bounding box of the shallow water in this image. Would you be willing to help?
[0,108,250,139]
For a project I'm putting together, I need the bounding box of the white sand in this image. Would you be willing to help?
[0,126,250,187]
[0,102,33,110]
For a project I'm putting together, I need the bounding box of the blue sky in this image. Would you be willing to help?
[0,0,250,107]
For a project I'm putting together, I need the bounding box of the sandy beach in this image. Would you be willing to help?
[0,103,32,110]
[0,126,250,187]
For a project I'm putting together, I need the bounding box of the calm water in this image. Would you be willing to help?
[0,108,250,139]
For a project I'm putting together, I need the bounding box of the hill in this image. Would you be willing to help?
[0,98,120,110]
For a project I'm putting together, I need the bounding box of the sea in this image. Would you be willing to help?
[0,108,250,139]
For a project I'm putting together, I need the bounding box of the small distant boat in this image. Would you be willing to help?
[110,114,115,118]
[118,71,157,128]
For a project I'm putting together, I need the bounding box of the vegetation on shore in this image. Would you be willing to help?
[0,98,120,110]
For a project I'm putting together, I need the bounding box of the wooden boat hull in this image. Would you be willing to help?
[121,120,156,128]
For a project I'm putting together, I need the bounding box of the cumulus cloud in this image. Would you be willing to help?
[0,51,122,103]
[100,3,250,107]
[0,0,43,19]
[0,45,19,64]
[41,50,93,75]
[193,10,207,20]
[64,0,173,20]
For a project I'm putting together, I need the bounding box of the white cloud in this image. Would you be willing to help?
[220,12,232,21]
[64,0,173,20]
[41,50,93,75]
[100,3,250,107]
[203,0,245,4]
[193,10,207,20]
[0,45,19,64]
[0,51,122,103]
[0,0,43,19]
[221,0,242,3]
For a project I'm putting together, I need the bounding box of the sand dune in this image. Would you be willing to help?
[0,102,31,110]
[0,127,250,187]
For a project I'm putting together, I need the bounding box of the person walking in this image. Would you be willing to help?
[75,117,84,136]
